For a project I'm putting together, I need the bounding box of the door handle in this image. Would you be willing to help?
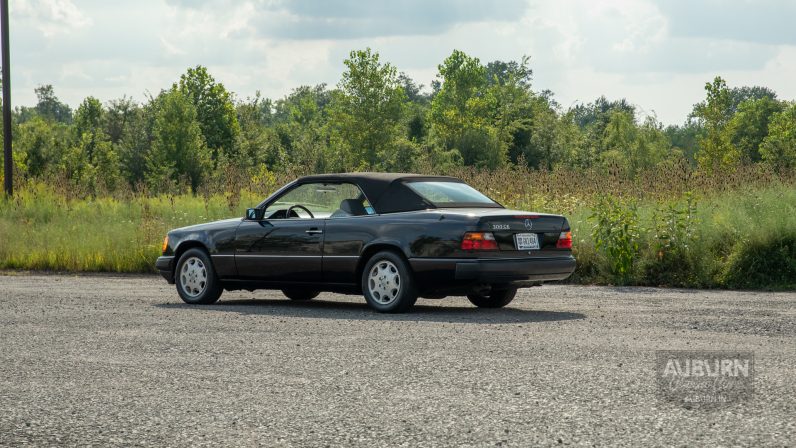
[305,228,323,235]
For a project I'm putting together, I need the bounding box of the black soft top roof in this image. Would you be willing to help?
[294,172,462,213]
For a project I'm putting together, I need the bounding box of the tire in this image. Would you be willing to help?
[175,248,223,305]
[282,288,320,301]
[361,250,418,313]
[467,287,517,308]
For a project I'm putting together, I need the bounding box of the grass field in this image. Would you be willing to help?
[1,164,795,289]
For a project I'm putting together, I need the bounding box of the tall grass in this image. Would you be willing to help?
[1,164,795,289]
[564,188,796,289]
[0,184,259,272]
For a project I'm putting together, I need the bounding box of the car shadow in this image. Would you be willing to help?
[155,298,586,324]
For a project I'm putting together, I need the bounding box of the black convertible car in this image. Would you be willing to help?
[156,173,576,313]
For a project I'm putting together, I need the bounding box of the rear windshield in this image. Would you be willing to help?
[404,181,501,207]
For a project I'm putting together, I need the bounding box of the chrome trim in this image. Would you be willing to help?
[234,254,322,258]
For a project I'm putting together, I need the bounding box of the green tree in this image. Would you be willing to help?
[397,72,429,104]
[58,96,122,192]
[430,50,487,139]
[571,97,635,138]
[73,97,104,142]
[665,120,701,163]
[564,96,638,168]
[726,97,784,163]
[600,111,669,175]
[488,58,546,169]
[117,98,159,188]
[555,111,593,168]
[60,133,120,194]
[273,85,332,171]
[236,92,285,170]
[485,58,533,88]
[147,90,211,193]
[32,85,73,123]
[14,116,70,177]
[600,109,638,171]
[635,116,671,170]
[692,77,740,170]
[727,85,777,113]
[430,50,510,168]
[175,66,240,163]
[760,103,796,169]
[105,96,138,144]
[328,48,406,169]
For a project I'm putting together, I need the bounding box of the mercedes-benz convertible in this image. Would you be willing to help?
[156,173,576,313]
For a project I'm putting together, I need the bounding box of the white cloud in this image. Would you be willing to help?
[6,0,795,125]
[14,0,92,37]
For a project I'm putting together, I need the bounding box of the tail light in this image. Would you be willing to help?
[556,231,572,249]
[461,232,499,250]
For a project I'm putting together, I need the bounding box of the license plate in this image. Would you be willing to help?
[514,233,540,250]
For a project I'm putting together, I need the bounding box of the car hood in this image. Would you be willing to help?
[171,217,242,233]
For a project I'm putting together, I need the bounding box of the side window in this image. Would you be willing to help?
[264,183,373,219]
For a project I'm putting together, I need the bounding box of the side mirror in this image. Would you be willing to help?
[246,208,265,220]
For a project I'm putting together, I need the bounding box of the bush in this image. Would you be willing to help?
[589,196,640,284]
[721,235,796,289]
[568,242,602,284]
[642,194,700,287]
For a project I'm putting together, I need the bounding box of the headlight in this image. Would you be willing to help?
[162,236,169,254]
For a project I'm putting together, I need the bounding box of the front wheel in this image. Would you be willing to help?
[361,251,418,313]
[175,248,223,305]
[467,287,517,308]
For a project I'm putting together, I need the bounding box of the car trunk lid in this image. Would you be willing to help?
[475,212,568,257]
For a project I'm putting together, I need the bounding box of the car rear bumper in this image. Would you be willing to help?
[410,255,576,286]
[155,256,175,284]
[454,256,576,282]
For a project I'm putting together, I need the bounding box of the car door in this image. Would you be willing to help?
[321,184,378,284]
[234,182,330,282]
[234,218,325,282]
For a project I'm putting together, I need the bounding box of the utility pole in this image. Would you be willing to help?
[1,0,11,197]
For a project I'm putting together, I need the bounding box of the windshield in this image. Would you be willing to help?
[404,181,500,207]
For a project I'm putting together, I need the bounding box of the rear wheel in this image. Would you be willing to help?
[361,251,418,313]
[282,288,320,301]
[175,248,223,305]
[467,287,517,308]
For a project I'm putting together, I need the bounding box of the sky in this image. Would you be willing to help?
[8,0,796,125]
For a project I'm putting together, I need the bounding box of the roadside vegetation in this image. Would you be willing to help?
[1,48,795,289]
[2,164,794,290]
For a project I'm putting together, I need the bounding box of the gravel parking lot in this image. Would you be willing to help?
[1,273,794,446]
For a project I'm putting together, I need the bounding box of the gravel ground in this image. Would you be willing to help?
[0,273,794,447]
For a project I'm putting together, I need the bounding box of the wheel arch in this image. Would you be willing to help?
[171,240,210,280]
[355,242,410,285]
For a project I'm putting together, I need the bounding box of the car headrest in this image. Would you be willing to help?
[340,199,367,216]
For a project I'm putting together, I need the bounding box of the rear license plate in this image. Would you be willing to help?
[515,233,540,250]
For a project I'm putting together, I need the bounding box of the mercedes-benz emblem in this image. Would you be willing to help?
[524,219,533,230]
